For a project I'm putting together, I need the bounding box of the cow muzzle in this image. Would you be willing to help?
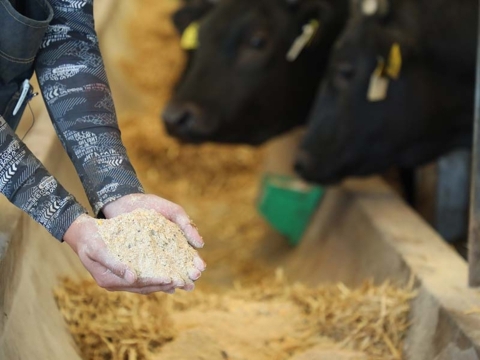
[295,148,346,185]
[162,101,217,141]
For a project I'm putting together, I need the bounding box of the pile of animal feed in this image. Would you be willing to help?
[97,209,198,281]
[54,271,416,360]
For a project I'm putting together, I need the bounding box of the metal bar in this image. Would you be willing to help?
[468,0,480,287]
[437,151,470,244]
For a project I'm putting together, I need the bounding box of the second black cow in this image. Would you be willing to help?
[296,0,477,184]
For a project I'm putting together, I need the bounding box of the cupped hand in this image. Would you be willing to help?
[101,193,206,288]
[63,214,177,294]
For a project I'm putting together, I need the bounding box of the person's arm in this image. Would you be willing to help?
[35,0,204,250]
[34,0,205,290]
[0,117,180,293]
[0,116,86,240]
[35,0,143,216]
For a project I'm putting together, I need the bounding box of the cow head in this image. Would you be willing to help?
[295,0,474,184]
[163,0,348,145]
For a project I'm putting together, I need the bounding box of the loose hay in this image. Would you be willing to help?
[97,209,197,281]
[55,279,175,360]
[54,271,416,360]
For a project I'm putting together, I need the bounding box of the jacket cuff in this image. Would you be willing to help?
[92,182,145,218]
[49,199,88,241]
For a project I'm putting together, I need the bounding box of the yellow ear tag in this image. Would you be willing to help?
[367,57,390,102]
[181,22,200,50]
[373,56,385,77]
[385,42,402,79]
[286,19,320,62]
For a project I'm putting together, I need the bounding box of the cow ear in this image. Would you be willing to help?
[171,0,215,35]
[292,0,337,35]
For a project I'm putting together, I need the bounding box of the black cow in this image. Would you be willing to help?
[163,0,349,145]
[295,0,477,184]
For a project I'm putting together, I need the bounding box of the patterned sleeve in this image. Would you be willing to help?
[35,0,144,216]
[0,116,87,240]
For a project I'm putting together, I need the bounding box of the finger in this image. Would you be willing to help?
[181,280,195,292]
[105,285,176,294]
[96,269,174,289]
[91,260,174,288]
[193,256,207,272]
[82,256,136,289]
[164,205,204,249]
[179,220,204,249]
[87,243,177,287]
[170,276,186,288]
[188,267,202,281]
[87,244,137,284]
[136,275,173,287]
[86,236,180,288]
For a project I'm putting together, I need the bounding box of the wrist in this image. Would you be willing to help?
[101,193,144,218]
[92,183,145,216]
[63,213,91,248]
[50,201,88,242]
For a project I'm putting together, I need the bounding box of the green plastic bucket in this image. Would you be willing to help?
[257,173,325,246]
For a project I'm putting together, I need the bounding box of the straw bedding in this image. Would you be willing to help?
[55,271,415,360]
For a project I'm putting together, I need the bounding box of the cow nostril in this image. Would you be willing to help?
[163,104,190,127]
[176,110,191,128]
[162,102,218,138]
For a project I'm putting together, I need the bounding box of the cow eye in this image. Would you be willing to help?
[332,62,356,89]
[337,63,355,80]
[248,31,268,49]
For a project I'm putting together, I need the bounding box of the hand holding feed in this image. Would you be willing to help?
[98,207,205,291]
[101,194,206,288]
[63,214,177,294]
[64,194,206,294]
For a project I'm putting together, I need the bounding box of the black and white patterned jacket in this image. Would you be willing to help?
[0,0,144,240]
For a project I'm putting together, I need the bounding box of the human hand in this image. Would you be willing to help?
[101,193,206,289]
[63,214,177,294]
